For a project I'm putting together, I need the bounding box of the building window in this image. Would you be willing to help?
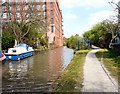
[42,4,46,10]
[50,10,54,18]
[50,2,53,9]
[31,4,34,10]
[9,6,12,11]
[53,37,55,43]
[16,12,20,18]
[51,26,54,33]
[2,5,7,12]
[27,0,34,2]
[2,0,5,3]
[51,18,54,24]
[25,5,28,10]
[24,0,28,2]
[35,0,40,2]
[3,13,7,18]
[9,13,12,19]
[16,5,20,11]
[43,11,46,16]
[36,5,40,10]
[37,12,40,16]
[16,0,20,2]
[42,0,46,2]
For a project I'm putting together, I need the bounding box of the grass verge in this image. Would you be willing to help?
[96,49,120,85]
[54,50,90,92]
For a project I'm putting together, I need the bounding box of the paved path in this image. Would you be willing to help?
[82,48,118,92]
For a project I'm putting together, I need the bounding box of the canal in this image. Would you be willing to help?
[2,46,74,93]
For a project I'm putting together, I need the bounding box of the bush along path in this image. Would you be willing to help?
[96,49,120,90]
[82,48,118,92]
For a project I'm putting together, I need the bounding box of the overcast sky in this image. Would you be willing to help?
[60,0,119,38]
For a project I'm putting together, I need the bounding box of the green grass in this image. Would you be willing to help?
[54,50,90,92]
[96,49,120,85]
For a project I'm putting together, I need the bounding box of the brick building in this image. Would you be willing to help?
[1,0,63,47]
[46,1,63,47]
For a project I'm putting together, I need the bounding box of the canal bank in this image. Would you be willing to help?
[82,49,118,92]
[96,49,120,86]
[54,50,90,92]
[2,46,74,93]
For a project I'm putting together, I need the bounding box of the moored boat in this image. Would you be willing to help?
[5,44,34,61]
[0,53,6,61]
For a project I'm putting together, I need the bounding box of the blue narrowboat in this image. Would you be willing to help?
[5,44,34,61]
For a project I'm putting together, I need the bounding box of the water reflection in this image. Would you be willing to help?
[7,57,34,79]
[2,46,74,93]
[63,46,74,69]
[47,47,64,80]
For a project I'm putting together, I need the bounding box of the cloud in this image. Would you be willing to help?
[60,0,119,37]
[60,0,110,9]
[60,0,81,8]
[87,10,116,29]
[63,13,78,19]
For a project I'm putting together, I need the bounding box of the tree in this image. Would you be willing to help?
[108,1,120,44]
[66,35,82,50]
[2,1,49,49]
[2,22,15,50]
[2,31,15,50]
[83,20,117,48]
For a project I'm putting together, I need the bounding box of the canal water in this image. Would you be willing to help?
[2,46,74,93]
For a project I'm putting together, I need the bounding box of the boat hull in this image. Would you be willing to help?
[5,51,34,61]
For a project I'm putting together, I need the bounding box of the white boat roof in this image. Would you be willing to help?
[16,44,28,48]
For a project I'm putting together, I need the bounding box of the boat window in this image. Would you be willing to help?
[12,50,16,53]
[16,44,27,47]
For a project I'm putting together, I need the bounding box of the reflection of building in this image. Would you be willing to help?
[1,0,64,47]
[6,57,34,77]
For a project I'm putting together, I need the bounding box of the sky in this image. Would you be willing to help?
[60,0,119,38]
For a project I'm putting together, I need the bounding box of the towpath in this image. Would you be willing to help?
[82,48,118,92]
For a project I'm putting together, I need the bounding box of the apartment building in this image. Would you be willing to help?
[46,1,63,47]
[1,0,63,47]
